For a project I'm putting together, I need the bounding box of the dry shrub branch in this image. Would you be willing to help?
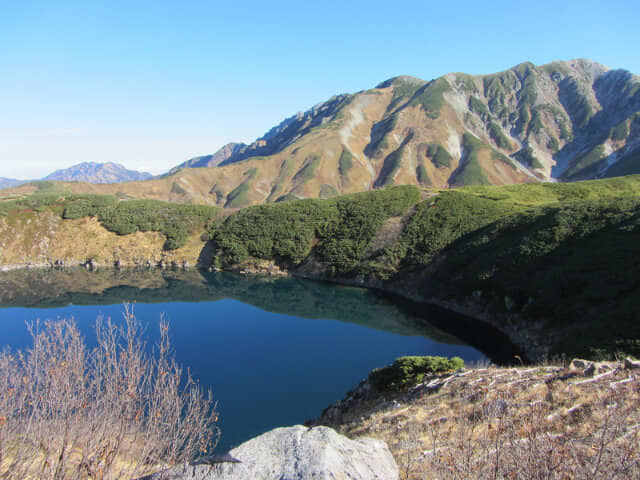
[0,305,219,480]
[319,362,640,479]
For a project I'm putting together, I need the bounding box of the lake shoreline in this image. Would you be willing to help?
[0,260,534,363]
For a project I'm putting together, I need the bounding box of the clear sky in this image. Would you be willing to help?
[1,0,638,179]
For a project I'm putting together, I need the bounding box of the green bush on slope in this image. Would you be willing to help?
[369,356,464,392]
[0,194,218,250]
[209,186,421,274]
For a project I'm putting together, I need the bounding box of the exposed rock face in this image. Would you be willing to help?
[148,425,398,480]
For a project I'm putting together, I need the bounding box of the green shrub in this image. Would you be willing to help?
[411,78,451,119]
[449,133,491,186]
[416,164,430,185]
[62,195,118,219]
[369,356,464,392]
[97,199,218,250]
[488,121,512,150]
[339,148,354,176]
[293,155,321,183]
[225,182,251,208]
[563,144,606,180]
[385,190,516,266]
[514,146,544,169]
[427,143,452,168]
[469,96,489,118]
[610,120,629,141]
[211,186,420,274]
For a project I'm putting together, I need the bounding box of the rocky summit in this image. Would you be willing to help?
[144,425,398,480]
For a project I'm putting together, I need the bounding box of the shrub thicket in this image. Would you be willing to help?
[0,194,219,250]
[368,356,464,392]
[0,308,219,480]
[210,186,420,275]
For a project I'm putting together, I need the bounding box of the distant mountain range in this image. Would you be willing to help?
[3,59,639,207]
[43,162,152,183]
[0,162,152,189]
[0,178,26,189]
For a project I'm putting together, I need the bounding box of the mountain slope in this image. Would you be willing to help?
[166,142,247,175]
[0,178,26,189]
[4,59,639,207]
[159,59,640,205]
[43,162,153,183]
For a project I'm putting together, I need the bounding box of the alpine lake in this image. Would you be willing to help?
[0,267,518,451]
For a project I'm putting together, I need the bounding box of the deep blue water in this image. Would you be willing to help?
[0,268,488,450]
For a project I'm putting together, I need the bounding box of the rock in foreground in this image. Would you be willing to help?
[147,425,398,480]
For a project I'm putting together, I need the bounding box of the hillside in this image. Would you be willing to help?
[313,357,640,479]
[205,176,640,360]
[2,59,639,208]
[1,176,639,360]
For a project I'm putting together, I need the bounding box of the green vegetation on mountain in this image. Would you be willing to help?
[604,147,640,178]
[514,146,544,169]
[610,120,629,141]
[450,133,492,186]
[375,144,406,187]
[416,165,430,186]
[204,175,640,360]
[338,149,354,176]
[426,143,452,169]
[488,121,512,149]
[437,196,640,359]
[293,154,322,183]
[382,190,517,267]
[0,194,219,250]
[2,60,638,205]
[563,144,606,180]
[96,200,218,250]
[411,78,451,119]
[225,182,252,209]
[208,186,420,275]
[469,96,489,118]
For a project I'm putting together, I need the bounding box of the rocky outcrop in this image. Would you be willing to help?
[146,425,398,480]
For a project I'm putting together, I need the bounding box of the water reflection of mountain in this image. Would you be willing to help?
[0,268,461,344]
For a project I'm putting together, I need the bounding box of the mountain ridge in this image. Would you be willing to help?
[43,161,153,183]
[4,59,639,208]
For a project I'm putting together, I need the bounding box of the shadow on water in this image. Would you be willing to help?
[378,291,527,365]
[0,267,521,363]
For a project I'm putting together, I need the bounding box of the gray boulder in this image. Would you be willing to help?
[149,425,398,480]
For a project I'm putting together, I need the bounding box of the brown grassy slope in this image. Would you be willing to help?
[315,361,640,479]
[0,211,208,268]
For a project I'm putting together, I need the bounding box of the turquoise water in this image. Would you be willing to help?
[0,268,488,450]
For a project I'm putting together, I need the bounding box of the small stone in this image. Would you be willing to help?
[569,359,593,371]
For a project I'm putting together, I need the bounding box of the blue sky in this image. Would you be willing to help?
[1,0,638,179]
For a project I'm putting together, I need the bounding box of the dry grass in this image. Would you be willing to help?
[317,361,640,479]
[0,211,209,268]
[0,306,219,480]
